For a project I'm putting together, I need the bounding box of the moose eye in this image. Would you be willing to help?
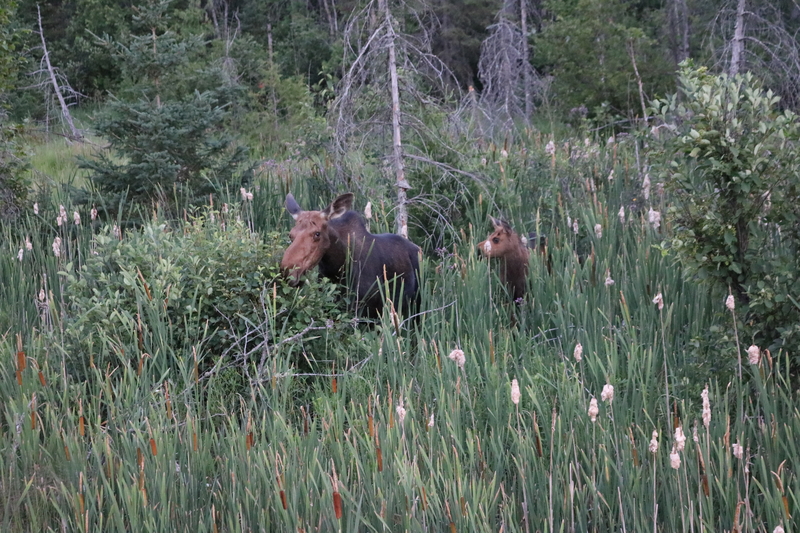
[314,232,321,238]
[493,237,500,244]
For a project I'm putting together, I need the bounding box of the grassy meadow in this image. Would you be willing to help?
[1,132,798,533]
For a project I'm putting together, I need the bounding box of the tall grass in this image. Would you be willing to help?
[0,134,796,533]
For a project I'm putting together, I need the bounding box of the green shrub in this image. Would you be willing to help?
[57,209,355,384]
[652,63,800,360]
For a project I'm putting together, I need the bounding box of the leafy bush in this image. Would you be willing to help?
[57,210,355,383]
[652,63,800,359]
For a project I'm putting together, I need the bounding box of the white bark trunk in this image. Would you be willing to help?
[37,5,81,140]
[380,0,409,238]
[729,0,746,76]
[520,0,531,118]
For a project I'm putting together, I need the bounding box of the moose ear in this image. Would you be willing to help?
[489,215,503,229]
[324,193,354,220]
[286,193,302,220]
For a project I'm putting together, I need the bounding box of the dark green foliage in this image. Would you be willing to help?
[78,0,247,208]
[652,63,800,359]
[535,0,673,118]
[80,91,247,206]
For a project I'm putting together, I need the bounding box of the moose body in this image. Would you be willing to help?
[478,217,530,301]
[280,193,421,318]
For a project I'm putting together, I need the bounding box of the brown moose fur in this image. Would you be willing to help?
[280,193,421,318]
[478,217,530,301]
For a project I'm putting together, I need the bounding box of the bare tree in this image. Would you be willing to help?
[667,0,690,66]
[707,0,800,109]
[33,5,82,140]
[331,0,460,237]
[475,0,543,139]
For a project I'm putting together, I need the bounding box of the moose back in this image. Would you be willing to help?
[280,193,421,318]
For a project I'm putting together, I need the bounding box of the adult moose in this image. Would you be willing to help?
[478,217,530,301]
[280,193,421,318]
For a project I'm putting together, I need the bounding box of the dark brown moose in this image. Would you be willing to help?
[478,217,530,301]
[280,193,421,318]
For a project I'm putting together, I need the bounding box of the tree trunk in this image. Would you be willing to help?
[37,5,81,140]
[380,0,409,238]
[519,0,531,119]
[729,0,746,76]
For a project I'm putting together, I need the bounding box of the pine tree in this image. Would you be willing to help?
[79,0,247,210]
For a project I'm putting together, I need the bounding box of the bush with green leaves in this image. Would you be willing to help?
[651,63,800,359]
[57,211,354,383]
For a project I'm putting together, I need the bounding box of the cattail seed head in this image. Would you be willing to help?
[773,526,785,533]
[649,430,659,453]
[747,345,761,365]
[648,208,661,230]
[725,294,735,311]
[52,237,62,257]
[448,349,465,369]
[545,140,555,155]
[17,248,23,261]
[510,378,521,405]
[653,292,664,311]
[604,270,615,287]
[669,445,681,469]
[428,413,434,428]
[572,219,579,235]
[594,224,603,238]
[91,206,98,220]
[73,211,81,225]
[601,384,614,403]
[732,442,743,460]
[588,398,599,423]
[618,205,625,224]
[701,386,711,428]
[674,426,686,452]
[25,236,32,251]
[364,202,372,220]
[395,399,406,425]
[33,202,39,215]
[573,343,583,362]
[642,174,651,200]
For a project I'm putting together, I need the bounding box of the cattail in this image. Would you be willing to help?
[73,211,81,225]
[608,169,615,181]
[618,205,626,224]
[39,289,46,302]
[395,399,406,425]
[545,140,555,155]
[594,224,603,238]
[448,349,465,369]
[669,445,681,469]
[674,426,686,452]
[693,423,699,443]
[33,202,39,215]
[607,136,615,145]
[732,442,743,460]
[573,343,583,362]
[510,378,521,405]
[481,157,487,166]
[774,526,785,533]
[113,225,121,240]
[701,386,711,428]
[747,345,761,365]
[57,205,67,226]
[725,294,735,311]
[642,173,651,200]
[500,149,508,158]
[649,430,659,453]
[17,248,23,261]
[648,208,661,230]
[572,219,579,234]
[364,201,372,220]
[428,413,434,429]
[25,236,32,251]
[588,398,599,422]
[52,237,62,257]
[601,384,614,403]
[604,270,615,287]
[90,206,98,220]
[652,292,664,311]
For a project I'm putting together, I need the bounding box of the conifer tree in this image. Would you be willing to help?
[79,0,247,209]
